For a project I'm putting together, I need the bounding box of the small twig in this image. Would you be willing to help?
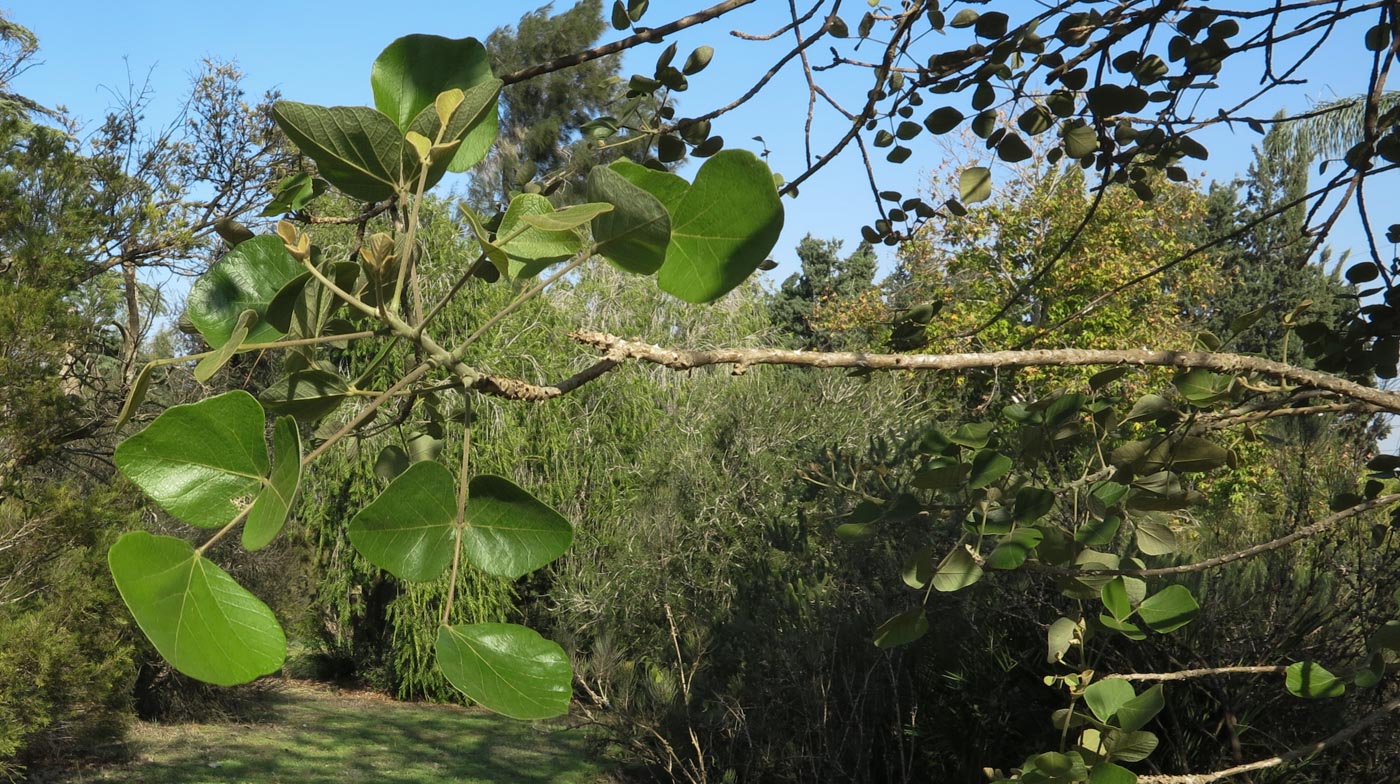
[1105,666,1288,682]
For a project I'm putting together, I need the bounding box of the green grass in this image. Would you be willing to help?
[62,683,613,784]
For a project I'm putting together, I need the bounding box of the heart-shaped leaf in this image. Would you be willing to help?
[1114,684,1164,732]
[1286,661,1346,698]
[1084,678,1136,723]
[1137,584,1199,633]
[187,236,303,349]
[271,102,405,201]
[371,34,499,172]
[115,391,269,528]
[436,623,572,719]
[348,460,458,581]
[243,416,302,551]
[648,150,784,303]
[933,545,983,592]
[460,475,573,579]
[874,607,929,648]
[109,532,285,685]
[588,163,671,274]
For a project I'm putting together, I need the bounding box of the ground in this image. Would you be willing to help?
[52,681,612,784]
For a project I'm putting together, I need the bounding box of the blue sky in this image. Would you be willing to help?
[8,1,1383,279]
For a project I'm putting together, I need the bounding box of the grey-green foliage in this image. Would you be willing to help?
[770,234,878,349]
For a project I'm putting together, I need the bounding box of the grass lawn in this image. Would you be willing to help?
[59,682,614,784]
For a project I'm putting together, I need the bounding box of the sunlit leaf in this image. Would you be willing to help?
[459,475,573,579]
[109,532,285,685]
[370,34,500,171]
[115,391,268,528]
[1286,661,1345,698]
[436,623,572,719]
[1137,584,1199,633]
[348,460,458,581]
[187,236,303,349]
[243,416,301,551]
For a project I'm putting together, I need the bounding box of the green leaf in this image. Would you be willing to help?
[1077,514,1122,546]
[902,546,935,588]
[436,623,572,719]
[259,368,350,422]
[1047,617,1077,664]
[1366,620,1400,652]
[1105,730,1158,763]
[1063,125,1099,158]
[521,202,614,231]
[1102,577,1133,620]
[109,532,285,686]
[271,102,405,201]
[242,416,301,551]
[924,106,965,134]
[348,460,458,581]
[1173,369,1234,407]
[654,150,785,303]
[968,449,1012,488]
[1114,684,1164,732]
[1089,762,1138,784]
[115,360,161,431]
[370,34,500,171]
[959,166,993,203]
[260,172,328,217]
[1121,394,1177,425]
[1015,486,1057,523]
[610,159,690,209]
[1286,661,1346,698]
[1100,613,1147,640]
[115,391,268,528]
[194,310,257,382]
[1084,679,1136,724]
[588,164,672,274]
[950,421,996,449]
[187,236,303,349]
[460,475,573,579]
[874,607,929,648]
[1135,518,1178,556]
[1137,585,1199,633]
[985,527,1043,570]
[497,193,585,278]
[933,545,984,592]
[374,445,411,484]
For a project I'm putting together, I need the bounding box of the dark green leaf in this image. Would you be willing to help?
[986,527,1043,570]
[370,34,500,172]
[259,368,350,422]
[874,607,929,648]
[933,545,983,592]
[271,102,405,201]
[1137,585,1199,632]
[459,475,573,579]
[925,106,965,134]
[968,449,1012,488]
[187,236,303,349]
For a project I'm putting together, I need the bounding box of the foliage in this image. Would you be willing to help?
[770,234,879,348]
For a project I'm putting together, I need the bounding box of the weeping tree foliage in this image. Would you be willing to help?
[93,2,1400,782]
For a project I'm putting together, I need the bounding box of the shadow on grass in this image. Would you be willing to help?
[64,685,609,784]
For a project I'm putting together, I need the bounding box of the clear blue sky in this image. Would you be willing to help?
[7,1,1383,279]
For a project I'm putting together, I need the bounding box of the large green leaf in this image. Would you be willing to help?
[648,150,784,303]
[874,607,929,648]
[348,460,458,581]
[588,164,672,274]
[1113,684,1164,732]
[1137,584,1199,633]
[370,34,499,171]
[109,532,285,686]
[932,545,984,592]
[496,193,585,279]
[114,391,268,528]
[985,527,1043,570]
[1286,661,1346,698]
[271,102,404,201]
[1084,679,1136,724]
[609,159,689,209]
[461,475,573,579]
[436,623,572,719]
[243,416,302,551]
[187,236,303,349]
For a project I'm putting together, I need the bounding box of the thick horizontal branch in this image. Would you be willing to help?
[1137,698,1400,784]
[571,331,1400,414]
[1105,666,1287,682]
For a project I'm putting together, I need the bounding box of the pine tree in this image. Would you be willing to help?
[770,234,877,349]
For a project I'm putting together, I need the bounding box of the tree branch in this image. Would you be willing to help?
[498,0,759,85]
[1105,666,1287,682]
[570,331,1400,413]
[1137,698,1400,784]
